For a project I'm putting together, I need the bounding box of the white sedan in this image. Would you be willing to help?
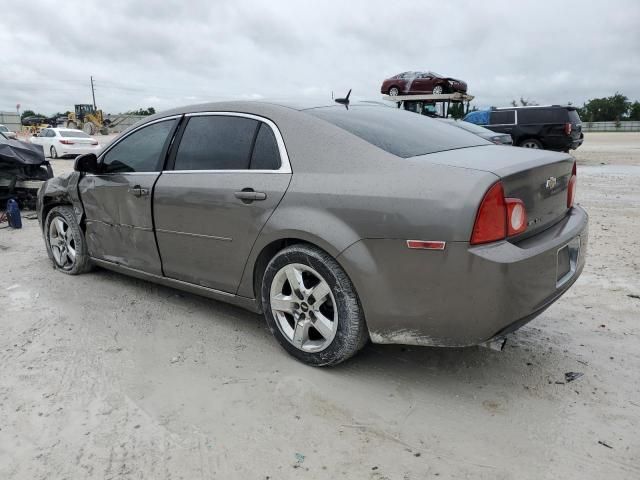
[30,128,102,159]
[0,124,17,140]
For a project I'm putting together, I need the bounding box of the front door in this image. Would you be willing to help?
[79,118,179,275]
[154,113,291,293]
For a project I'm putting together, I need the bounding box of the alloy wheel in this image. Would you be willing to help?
[389,87,399,96]
[432,85,444,94]
[48,217,76,270]
[270,263,338,353]
[522,141,541,149]
[51,146,57,159]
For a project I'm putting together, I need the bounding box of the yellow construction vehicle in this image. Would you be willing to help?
[65,104,109,135]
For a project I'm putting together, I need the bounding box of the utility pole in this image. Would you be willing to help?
[90,76,97,109]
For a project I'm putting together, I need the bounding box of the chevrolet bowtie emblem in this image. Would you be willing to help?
[545,176,557,189]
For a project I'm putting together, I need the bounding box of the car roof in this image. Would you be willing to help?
[140,99,397,120]
[491,105,576,110]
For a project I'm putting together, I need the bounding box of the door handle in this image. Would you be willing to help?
[234,189,267,203]
[128,185,150,197]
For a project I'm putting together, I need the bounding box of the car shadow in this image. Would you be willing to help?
[91,267,573,393]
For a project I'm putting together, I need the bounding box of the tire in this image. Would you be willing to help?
[66,121,77,130]
[44,206,91,275]
[519,138,543,149]
[83,122,96,135]
[388,86,400,96]
[50,146,59,159]
[261,244,368,366]
[432,84,445,95]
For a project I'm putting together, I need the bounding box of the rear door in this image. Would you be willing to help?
[153,113,291,293]
[488,110,516,136]
[79,117,179,274]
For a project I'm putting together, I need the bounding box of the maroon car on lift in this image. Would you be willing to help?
[381,71,468,96]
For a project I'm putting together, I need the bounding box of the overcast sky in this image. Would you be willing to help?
[1,0,639,115]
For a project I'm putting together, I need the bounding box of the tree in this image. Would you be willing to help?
[448,103,465,119]
[511,97,538,107]
[21,110,37,120]
[577,93,630,122]
[126,107,156,116]
[628,101,640,121]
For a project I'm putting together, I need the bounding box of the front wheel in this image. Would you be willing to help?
[432,85,445,95]
[262,244,368,366]
[50,146,58,159]
[44,206,91,275]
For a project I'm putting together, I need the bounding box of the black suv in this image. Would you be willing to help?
[464,106,583,151]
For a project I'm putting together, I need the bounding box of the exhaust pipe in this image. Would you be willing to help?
[480,336,507,352]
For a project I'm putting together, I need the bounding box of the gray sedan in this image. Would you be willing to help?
[37,101,588,366]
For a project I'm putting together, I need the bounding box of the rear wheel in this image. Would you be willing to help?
[388,86,400,96]
[262,244,368,366]
[519,138,543,149]
[44,206,91,275]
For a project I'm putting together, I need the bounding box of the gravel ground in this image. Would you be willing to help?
[1,133,639,479]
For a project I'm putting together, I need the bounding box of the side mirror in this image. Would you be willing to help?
[74,153,99,174]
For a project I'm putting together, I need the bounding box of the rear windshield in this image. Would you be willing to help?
[568,109,581,124]
[306,106,488,158]
[60,130,90,138]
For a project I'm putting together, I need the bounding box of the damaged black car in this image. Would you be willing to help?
[0,131,53,209]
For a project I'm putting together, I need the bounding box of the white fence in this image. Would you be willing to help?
[582,121,640,132]
[0,111,21,132]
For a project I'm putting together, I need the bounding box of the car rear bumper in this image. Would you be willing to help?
[337,206,588,346]
[57,144,102,157]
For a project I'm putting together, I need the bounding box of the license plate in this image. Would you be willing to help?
[557,237,580,287]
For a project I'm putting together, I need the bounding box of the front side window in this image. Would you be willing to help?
[174,115,258,171]
[102,119,176,173]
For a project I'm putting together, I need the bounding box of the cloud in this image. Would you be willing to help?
[1,0,639,115]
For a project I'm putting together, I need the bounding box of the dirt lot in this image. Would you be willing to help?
[1,133,639,479]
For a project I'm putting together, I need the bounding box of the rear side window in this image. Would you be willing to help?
[102,119,176,173]
[250,123,281,170]
[306,106,487,158]
[517,108,556,124]
[489,110,515,125]
[174,116,258,170]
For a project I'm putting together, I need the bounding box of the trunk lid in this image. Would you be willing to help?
[417,145,574,237]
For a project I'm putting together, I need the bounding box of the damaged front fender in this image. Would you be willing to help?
[37,171,85,228]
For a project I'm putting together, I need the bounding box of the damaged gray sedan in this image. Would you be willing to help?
[37,101,588,366]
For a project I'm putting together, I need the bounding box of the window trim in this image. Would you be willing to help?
[164,112,291,175]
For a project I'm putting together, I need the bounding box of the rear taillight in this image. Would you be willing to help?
[470,181,528,245]
[564,122,572,135]
[567,161,577,208]
[59,139,74,145]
